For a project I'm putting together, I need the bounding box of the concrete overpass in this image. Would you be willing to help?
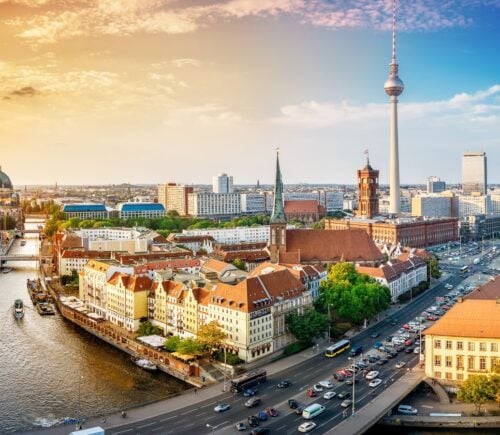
[1,254,51,262]
[327,368,430,435]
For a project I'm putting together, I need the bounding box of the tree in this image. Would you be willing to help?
[319,262,391,325]
[138,320,163,336]
[286,309,329,344]
[197,321,227,353]
[428,255,442,280]
[232,258,247,271]
[177,338,204,357]
[164,336,181,352]
[457,375,497,414]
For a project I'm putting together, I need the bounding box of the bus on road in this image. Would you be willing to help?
[325,339,350,358]
[230,369,267,393]
[302,403,326,419]
[460,265,468,276]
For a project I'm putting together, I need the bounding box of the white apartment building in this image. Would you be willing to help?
[240,193,267,214]
[412,195,452,218]
[182,225,295,244]
[212,173,234,194]
[458,194,492,217]
[187,192,241,218]
[490,192,500,214]
[379,195,411,214]
[357,257,427,302]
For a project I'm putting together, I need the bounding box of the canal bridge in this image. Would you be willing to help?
[327,368,450,435]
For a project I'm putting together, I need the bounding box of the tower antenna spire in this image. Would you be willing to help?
[392,0,397,63]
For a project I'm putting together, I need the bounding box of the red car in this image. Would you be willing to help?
[402,324,411,330]
[404,339,413,346]
[307,388,317,397]
[427,315,437,321]
[266,407,279,417]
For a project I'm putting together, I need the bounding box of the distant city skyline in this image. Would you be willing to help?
[0,1,499,185]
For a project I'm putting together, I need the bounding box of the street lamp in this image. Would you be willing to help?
[348,353,362,416]
[206,422,225,434]
[222,346,227,392]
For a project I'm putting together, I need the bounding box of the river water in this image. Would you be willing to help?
[0,222,187,433]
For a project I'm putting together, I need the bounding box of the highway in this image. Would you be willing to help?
[104,273,465,435]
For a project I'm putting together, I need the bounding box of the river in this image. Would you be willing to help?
[0,221,187,433]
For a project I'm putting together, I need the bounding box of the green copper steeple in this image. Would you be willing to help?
[270,150,286,224]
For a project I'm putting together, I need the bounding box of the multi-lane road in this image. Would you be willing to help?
[106,274,465,435]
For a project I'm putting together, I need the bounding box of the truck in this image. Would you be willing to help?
[70,427,105,435]
[349,344,363,357]
[473,258,480,265]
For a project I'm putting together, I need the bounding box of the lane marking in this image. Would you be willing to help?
[137,422,155,429]
[159,415,177,422]
[112,430,133,435]
[181,408,197,415]
[200,401,217,409]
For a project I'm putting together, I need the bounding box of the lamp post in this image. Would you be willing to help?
[206,421,225,434]
[348,353,362,416]
[222,346,227,392]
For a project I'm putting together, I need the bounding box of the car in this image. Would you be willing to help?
[376,358,388,365]
[247,415,259,427]
[397,328,405,334]
[395,361,406,369]
[307,388,317,397]
[385,335,394,343]
[250,428,268,435]
[373,341,383,349]
[341,399,353,408]
[277,380,292,388]
[323,391,336,399]
[337,390,351,400]
[414,346,421,354]
[356,362,368,369]
[244,387,258,397]
[333,373,345,382]
[245,397,261,408]
[405,347,414,353]
[298,422,317,433]
[398,405,418,415]
[389,351,398,358]
[288,399,299,409]
[371,332,380,338]
[395,345,405,352]
[214,403,231,412]
[235,422,247,431]
[266,407,278,417]
[369,378,383,388]
[365,371,380,380]
[319,380,334,389]
[404,339,413,347]
[341,370,353,377]
[295,406,305,415]
[345,378,358,385]
[391,320,397,326]
[313,384,324,392]
[257,411,268,421]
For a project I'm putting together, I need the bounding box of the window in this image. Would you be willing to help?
[434,340,441,349]
[445,372,452,380]
[445,356,452,368]
[434,355,441,366]
[434,371,441,379]
[480,342,487,352]
[468,356,475,370]
[491,343,498,352]
[480,357,486,371]
[445,340,452,350]
[468,342,475,351]
[457,373,464,380]
[456,355,464,369]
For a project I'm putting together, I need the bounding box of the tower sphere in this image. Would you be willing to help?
[384,76,404,96]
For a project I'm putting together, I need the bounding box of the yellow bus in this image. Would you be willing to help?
[324,339,350,357]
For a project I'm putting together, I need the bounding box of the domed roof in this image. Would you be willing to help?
[0,166,13,189]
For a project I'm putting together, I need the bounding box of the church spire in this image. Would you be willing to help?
[270,149,286,224]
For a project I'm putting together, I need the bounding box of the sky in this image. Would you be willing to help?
[0,0,499,186]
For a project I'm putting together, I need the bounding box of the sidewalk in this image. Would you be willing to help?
[27,274,451,434]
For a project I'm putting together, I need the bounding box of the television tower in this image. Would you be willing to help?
[384,0,404,215]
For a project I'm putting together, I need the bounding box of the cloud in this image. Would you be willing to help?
[171,58,202,68]
[6,0,500,44]
[271,84,500,128]
[163,103,246,127]
[4,86,40,99]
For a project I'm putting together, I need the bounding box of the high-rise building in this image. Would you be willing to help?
[458,194,491,217]
[187,192,241,219]
[384,0,404,215]
[462,152,487,194]
[411,195,452,218]
[157,183,193,216]
[212,173,233,194]
[357,158,379,218]
[427,176,446,194]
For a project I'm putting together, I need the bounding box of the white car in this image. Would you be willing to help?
[214,403,231,412]
[341,399,353,408]
[312,384,324,393]
[323,391,336,400]
[319,380,334,389]
[395,361,406,369]
[298,422,317,433]
[365,371,379,380]
[369,378,383,388]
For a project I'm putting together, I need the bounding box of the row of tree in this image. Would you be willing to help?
[44,210,270,238]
